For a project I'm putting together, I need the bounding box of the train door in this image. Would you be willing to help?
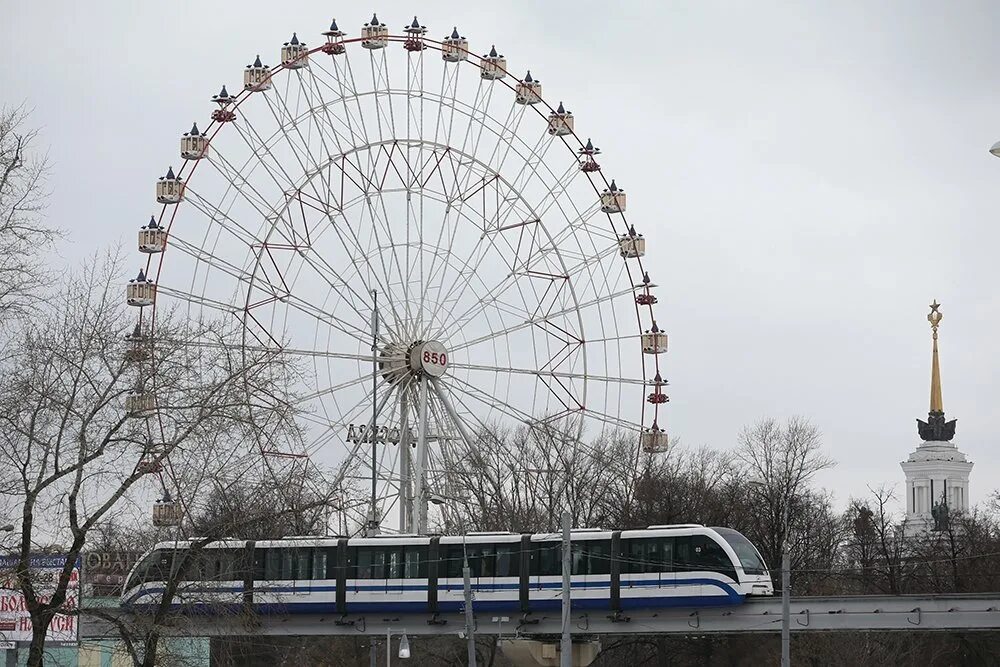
[402,544,426,608]
[476,543,497,593]
[495,541,518,602]
[385,546,405,597]
[532,540,560,601]
[674,536,699,599]
[296,548,313,597]
[581,539,612,605]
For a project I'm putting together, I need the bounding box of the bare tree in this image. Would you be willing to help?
[842,486,906,594]
[0,252,300,667]
[0,105,58,323]
[736,417,835,582]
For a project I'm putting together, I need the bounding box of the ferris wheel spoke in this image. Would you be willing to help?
[296,68,347,159]
[268,78,334,189]
[482,100,528,177]
[445,287,639,356]
[164,234,258,287]
[432,57,462,147]
[160,337,381,365]
[421,83,497,307]
[180,188,266,249]
[156,285,281,349]
[560,242,625,279]
[252,152,408,338]
[157,284,243,317]
[197,148,306,251]
[260,91,337,213]
[441,375,555,425]
[504,129,560,202]
[447,361,646,387]
[433,217,583,345]
[546,205,618,250]
[423,185,552,338]
[432,222,560,338]
[307,59,370,151]
[220,121,306,208]
[277,291,382,345]
[289,244,384,328]
[368,49,396,153]
[289,364,392,406]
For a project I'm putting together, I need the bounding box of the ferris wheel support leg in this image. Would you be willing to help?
[398,390,412,533]
[413,376,430,535]
[429,379,479,465]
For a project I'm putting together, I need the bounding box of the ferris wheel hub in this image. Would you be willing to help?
[409,340,448,378]
[380,339,449,382]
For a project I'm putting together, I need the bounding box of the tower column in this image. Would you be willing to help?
[901,301,973,537]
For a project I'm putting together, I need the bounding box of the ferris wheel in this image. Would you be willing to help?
[126,14,670,534]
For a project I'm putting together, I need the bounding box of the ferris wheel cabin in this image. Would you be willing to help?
[441,27,469,62]
[281,33,309,69]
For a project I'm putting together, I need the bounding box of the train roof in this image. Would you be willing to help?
[148,524,723,553]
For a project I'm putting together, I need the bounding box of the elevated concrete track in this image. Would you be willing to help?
[82,594,1000,639]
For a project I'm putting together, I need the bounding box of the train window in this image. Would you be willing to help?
[532,542,561,576]
[265,549,281,579]
[713,528,767,575]
[403,546,427,578]
[478,544,496,578]
[213,551,229,580]
[580,540,611,575]
[625,538,672,574]
[176,552,204,581]
[675,535,737,580]
[571,544,587,575]
[466,546,482,578]
[312,548,328,580]
[443,545,462,578]
[281,548,295,579]
[254,549,266,579]
[387,549,403,579]
[443,543,515,579]
[355,547,387,579]
[127,550,174,589]
[495,544,518,578]
[326,547,339,579]
[675,536,694,573]
[295,549,312,580]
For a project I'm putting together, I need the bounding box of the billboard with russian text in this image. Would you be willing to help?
[0,555,80,643]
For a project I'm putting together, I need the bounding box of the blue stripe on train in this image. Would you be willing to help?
[123,578,743,609]
[127,595,742,615]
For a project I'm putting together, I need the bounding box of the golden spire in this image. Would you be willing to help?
[928,300,944,413]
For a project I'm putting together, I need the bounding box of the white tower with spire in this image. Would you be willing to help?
[901,301,973,537]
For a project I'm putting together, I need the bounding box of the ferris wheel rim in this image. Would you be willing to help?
[131,21,668,533]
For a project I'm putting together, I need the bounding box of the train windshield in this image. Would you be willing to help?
[712,528,767,575]
[125,550,174,593]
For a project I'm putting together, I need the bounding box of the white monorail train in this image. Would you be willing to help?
[121,525,773,613]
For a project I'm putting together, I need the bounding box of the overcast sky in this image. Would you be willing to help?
[4,1,999,510]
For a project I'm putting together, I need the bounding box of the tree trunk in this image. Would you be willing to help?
[26,610,50,667]
[141,631,160,667]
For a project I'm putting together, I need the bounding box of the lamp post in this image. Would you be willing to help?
[990,140,1000,158]
[381,629,410,666]
[749,481,790,667]
[780,502,790,667]
[428,494,476,666]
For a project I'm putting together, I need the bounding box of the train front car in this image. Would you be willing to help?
[711,527,774,597]
[618,525,772,609]
[122,543,174,609]
[122,540,253,612]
